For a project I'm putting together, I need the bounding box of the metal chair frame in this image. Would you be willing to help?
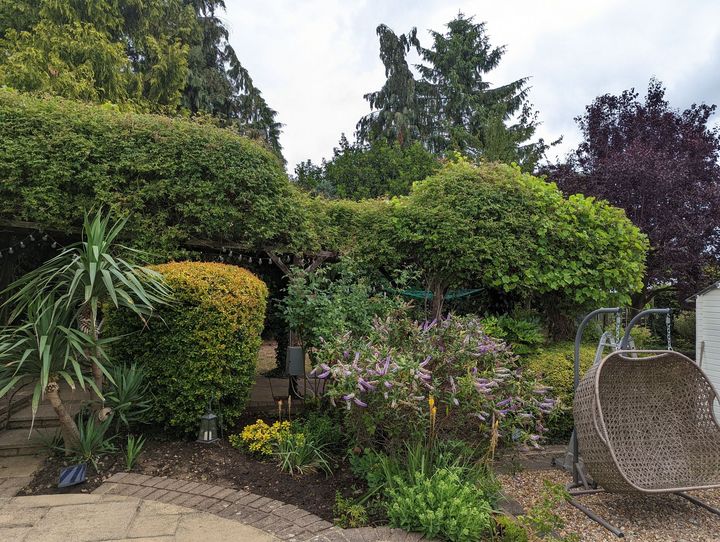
[568,308,720,537]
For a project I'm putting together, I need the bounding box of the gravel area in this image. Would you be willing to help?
[499,468,720,541]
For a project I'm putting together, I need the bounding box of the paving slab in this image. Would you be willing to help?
[176,511,278,541]
[24,499,139,542]
[0,455,46,477]
[0,494,279,542]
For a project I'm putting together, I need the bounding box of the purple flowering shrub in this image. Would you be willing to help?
[312,314,557,451]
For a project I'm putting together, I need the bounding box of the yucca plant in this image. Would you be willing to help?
[124,434,146,470]
[70,412,117,471]
[104,364,152,432]
[0,297,111,448]
[3,210,172,392]
[273,432,333,476]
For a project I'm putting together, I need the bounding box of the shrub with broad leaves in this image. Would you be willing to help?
[313,314,557,451]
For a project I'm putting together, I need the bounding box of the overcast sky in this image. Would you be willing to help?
[223,0,720,170]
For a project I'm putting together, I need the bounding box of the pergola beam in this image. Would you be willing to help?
[0,222,337,274]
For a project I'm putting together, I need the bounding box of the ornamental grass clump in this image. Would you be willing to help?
[231,418,332,475]
[314,314,557,451]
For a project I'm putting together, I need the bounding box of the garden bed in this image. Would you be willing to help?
[18,432,361,523]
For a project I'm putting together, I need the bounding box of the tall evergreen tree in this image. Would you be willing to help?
[0,0,283,157]
[358,13,554,171]
[182,1,282,156]
[356,25,421,147]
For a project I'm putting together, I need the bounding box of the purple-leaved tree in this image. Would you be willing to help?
[546,79,720,309]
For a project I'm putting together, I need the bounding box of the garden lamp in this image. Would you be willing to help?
[197,400,219,443]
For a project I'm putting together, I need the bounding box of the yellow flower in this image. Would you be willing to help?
[428,396,435,409]
[236,419,292,455]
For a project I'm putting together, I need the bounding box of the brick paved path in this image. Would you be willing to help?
[95,473,428,541]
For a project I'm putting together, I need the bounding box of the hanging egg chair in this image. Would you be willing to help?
[574,350,720,493]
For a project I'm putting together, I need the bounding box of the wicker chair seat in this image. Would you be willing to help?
[574,350,720,493]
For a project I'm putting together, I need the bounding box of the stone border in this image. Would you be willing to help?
[95,473,427,541]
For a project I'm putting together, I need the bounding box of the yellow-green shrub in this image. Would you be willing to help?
[523,342,597,439]
[231,420,291,456]
[106,262,268,434]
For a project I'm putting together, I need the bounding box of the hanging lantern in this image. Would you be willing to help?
[197,401,219,443]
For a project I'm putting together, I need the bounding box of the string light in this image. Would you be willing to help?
[204,249,311,269]
[1,232,318,271]
[0,230,65,258]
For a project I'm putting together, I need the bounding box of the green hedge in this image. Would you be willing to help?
[106,262,268,434]
[523,342,597,440]
[0,89,297,256]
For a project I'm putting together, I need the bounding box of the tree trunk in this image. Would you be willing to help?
[631,280,651,313]
[45,381,80,451]
[631,292,647,313]
[91,363,103,395]
[79,304,103,397]
[90,317,103,394]
[430,281,446,321]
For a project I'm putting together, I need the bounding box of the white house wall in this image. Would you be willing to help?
[697,289,720,416]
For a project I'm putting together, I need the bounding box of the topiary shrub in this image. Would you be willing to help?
[523,342,596,440]
[105,262,268,434]
[0,89,297,257]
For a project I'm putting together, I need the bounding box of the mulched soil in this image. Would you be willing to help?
[18,417,364,523]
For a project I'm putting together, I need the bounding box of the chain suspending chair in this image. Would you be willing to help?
[568,308,720,537]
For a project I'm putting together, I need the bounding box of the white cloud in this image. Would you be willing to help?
[223,0,720,169]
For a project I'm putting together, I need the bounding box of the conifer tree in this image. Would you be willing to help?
[0,0,283,158]
[358,13,555,171]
